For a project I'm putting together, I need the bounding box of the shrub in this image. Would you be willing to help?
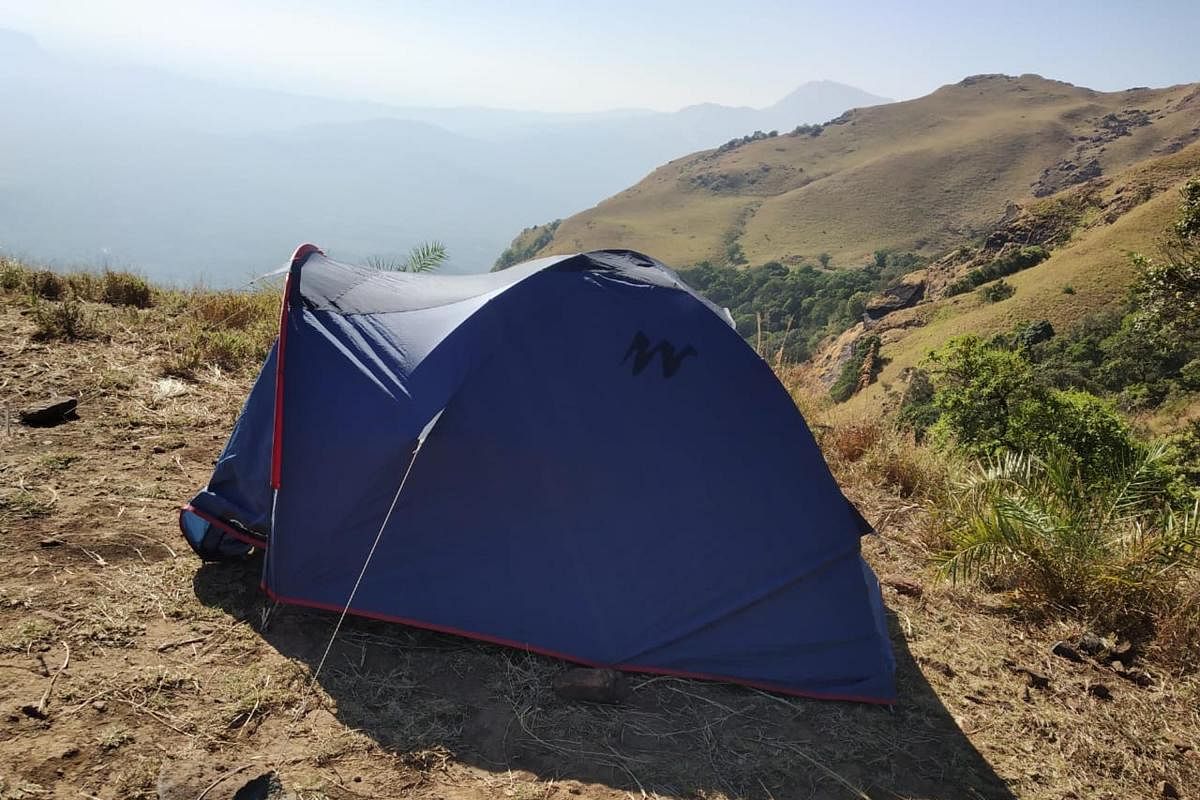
[926,336,1033,454]
[978,279,1015,303]
[32,292,94,340]
[29,270,65,300]
[830,335,881,403]
[935,447,1199,652]
[1031,390,1136,479]
[944,246,1049,296]
[66,272,101,301]
[0,259,29,291]
[101,271,152,308]
[925,336,1142,478]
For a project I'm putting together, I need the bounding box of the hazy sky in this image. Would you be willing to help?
[5,0,1199,111]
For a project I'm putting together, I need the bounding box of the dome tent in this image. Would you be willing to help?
[180,245,896,703]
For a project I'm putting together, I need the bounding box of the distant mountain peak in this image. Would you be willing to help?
[0,27,45,57]
[767,81,892,114]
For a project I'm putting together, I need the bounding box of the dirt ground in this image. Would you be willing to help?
[1,298,1198,800]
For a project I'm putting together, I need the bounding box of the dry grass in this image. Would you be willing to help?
[2,265,1199,799]
[541,77,1200,268]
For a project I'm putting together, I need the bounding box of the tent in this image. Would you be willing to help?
[180,245,896,703]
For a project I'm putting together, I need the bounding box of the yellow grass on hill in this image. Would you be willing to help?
[837,181,1182,414]
[532,75,1200,269]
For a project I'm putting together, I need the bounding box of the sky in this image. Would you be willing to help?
[3,0,1199,112]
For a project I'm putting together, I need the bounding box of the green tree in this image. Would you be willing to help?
[926,336,1034,454]
[1134,178,1200,338]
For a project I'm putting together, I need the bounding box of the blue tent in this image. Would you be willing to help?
[181,245,895,703]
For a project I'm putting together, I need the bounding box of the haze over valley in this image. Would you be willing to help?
[0,28,887,282]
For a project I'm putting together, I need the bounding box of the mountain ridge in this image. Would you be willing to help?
[519,73,1200,269]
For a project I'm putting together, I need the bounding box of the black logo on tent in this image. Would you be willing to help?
[622,331,697,378]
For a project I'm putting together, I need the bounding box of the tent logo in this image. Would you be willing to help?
[622,331,697,378]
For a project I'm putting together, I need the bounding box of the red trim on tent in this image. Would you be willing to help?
[179,504,267,550]
[261,586,893,705]
[271,243,324,489]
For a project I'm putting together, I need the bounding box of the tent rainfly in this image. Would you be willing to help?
[180,245,896,703]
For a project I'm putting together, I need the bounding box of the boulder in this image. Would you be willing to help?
[864,278,926,321]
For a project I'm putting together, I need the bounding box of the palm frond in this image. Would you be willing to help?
[404,241,448,273]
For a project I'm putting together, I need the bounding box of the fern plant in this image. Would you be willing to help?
[935,446,1199,635]
[365,241,448,273]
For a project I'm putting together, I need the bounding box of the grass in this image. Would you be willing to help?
[0,489,55,519]
[161,290,279,377]
[1,260,1198,799]
[537,77,1200,268]
[31,291,95,340]
[840,181,1193,417]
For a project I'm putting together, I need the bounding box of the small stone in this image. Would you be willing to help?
[152,445,166,454]
[1077,632,1106,655]
[92,701,107,712]
[552,668,629,704]
[1051,641,1083,662]
[131,443,141,451]
[1020,668,1050,689]
[18,397,78,427]
[1087,683,1113,701]
[1158,780,1180,799]
[882,575,924,597]
[38,538,64,548]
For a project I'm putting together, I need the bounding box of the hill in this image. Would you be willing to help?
[520,74,1200,268]
[810,138,1200,412]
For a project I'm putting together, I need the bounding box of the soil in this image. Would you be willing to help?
[1,298,1197,800]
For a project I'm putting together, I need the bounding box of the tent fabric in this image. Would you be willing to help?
[181,247,896,703]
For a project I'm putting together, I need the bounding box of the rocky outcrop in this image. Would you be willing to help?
[864,273,927,321]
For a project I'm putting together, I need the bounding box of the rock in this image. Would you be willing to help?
[91,701,107,713]
[1019,668,1050,689]
[864,278,926,321]
[882,575,924,597]
[1051,641,1083,663]
[552,668,629,704]
[1109,639,1136,665]
[38,538,63,548]
[18,396,77,427]
[1076,632,1106,655]
[152,445,166,454]
[233,771,290,800]
[1124,669,1154,687]
[1158,780,1180,799]
[1086,683,1113,701]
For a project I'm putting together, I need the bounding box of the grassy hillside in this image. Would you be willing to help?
[822,141,1200,415]
[521,75,1200,268]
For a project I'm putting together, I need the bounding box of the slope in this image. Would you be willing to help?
[817,138,1200,415]
[530,75,1200,268]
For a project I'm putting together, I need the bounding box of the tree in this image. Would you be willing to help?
[926,336,1034,454]
[1135,178,1200,338]
[817,252,832,269]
